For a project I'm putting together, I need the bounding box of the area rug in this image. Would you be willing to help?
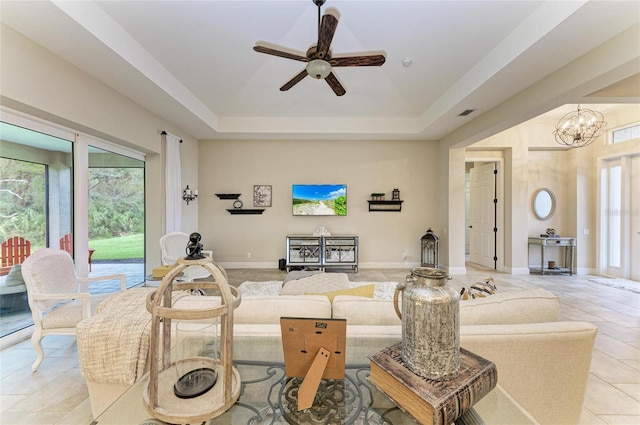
[238,280,400,300]
[588,278,640,294]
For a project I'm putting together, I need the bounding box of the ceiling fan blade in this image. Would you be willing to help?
[331,54,386,67]
[253,45,309,62]
[325,72,346,96]
[280,69,308,91]
[317,13,338,59]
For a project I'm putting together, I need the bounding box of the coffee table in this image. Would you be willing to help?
[92,359,539,425]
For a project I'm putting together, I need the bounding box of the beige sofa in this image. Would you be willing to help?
[78,283,596,425]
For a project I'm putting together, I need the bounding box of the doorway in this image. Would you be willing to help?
[466,160,504,271]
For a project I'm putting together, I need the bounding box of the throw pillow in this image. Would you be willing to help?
[460,277,497,300]
[5,265,25,287]
[306,284,375,303]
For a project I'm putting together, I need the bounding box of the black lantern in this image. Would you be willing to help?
[421,228,439,268]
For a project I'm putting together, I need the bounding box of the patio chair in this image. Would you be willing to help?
[1,236,31,276]
[159,232,213,282]
[21,248,126,372]
[59,233,96,271]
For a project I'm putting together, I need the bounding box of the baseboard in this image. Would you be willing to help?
[446,266,467,275]
[358,261,420,269]
[506,267,531,275]
[218,262,278,269]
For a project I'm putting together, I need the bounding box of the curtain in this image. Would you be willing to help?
[164,132,182,233]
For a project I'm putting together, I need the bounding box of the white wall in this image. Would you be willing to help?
[198,139,440,269]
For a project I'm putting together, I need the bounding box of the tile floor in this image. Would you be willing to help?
[0,265,638,424]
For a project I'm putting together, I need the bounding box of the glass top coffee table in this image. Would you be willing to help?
[93,359,539,425]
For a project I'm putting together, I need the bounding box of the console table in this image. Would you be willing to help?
[286,235,358,272]
[93,359,539,425]
[528,237,576,275]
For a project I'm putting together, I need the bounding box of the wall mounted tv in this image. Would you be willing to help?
[292,184,347,216]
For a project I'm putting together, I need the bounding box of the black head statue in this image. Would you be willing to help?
[185,232,205,259]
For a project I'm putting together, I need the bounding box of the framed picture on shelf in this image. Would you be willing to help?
[254,185,272,207]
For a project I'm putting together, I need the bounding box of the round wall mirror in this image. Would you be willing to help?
[533,188,556,220]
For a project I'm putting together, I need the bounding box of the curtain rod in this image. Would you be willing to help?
[160,130,183,143]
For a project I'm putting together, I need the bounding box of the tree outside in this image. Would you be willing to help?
[0,158,46,247]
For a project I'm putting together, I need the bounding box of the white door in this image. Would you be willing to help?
[601,155,640,280]
[465,173,471,255]
[632,155,640,281]
[469,163,497,269]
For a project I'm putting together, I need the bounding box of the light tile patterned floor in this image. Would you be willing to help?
[0,266,638,424]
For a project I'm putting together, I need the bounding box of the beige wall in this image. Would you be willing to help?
[198,139,440,269]
[0,24,199,272]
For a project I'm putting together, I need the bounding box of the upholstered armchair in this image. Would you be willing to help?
[20,248,126,372]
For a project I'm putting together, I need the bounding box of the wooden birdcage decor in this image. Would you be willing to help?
[421,228,439,268]
[143,256,242,424]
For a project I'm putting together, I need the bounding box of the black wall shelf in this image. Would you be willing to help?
[368,200,404,212]
[216,193,241,200]
[226,209,265,215]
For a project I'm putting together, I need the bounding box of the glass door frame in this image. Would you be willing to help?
[598,155,631,278]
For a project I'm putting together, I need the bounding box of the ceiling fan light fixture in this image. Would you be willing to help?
[306,59,331,79]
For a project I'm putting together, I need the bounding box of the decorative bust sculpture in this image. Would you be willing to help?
[185,232,205,259]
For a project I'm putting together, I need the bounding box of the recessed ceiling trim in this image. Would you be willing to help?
[415,0,588,133]
[50,0,219,131]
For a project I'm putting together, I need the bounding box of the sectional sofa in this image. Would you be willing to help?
[77,273,597,425]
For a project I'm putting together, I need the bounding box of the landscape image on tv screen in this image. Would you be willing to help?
[292,184,347,216]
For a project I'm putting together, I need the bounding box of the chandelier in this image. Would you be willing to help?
[553,105,606,148]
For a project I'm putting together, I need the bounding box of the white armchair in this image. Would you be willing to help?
[159,232,213,282]
[21,248,126,372]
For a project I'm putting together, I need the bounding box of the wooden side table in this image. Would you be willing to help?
[528,237,576,275]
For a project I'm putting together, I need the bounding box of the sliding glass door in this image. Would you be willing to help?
[87,145,145,292]
[0,121,74,338]
[0,115,146,339]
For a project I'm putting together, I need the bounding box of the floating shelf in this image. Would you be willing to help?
[226,209,265,215]
[215,193,241,200]
[368,200,404,212]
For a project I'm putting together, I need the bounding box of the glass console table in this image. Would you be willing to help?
[93,359,539,425]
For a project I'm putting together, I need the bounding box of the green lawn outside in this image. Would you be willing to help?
[89,233,144,260]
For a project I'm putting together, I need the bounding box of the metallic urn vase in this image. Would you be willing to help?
[393,267,460,381]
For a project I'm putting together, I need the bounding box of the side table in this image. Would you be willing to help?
[528,237,576,275]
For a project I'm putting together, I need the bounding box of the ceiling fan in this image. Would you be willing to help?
[253,0,386,96]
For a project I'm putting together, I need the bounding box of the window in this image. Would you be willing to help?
[0,158,48,248]
[610,123,640,145]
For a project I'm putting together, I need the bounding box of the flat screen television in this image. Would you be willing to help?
[292,184,347,216]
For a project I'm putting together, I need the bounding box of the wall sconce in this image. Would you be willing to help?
[183,185,198,205]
